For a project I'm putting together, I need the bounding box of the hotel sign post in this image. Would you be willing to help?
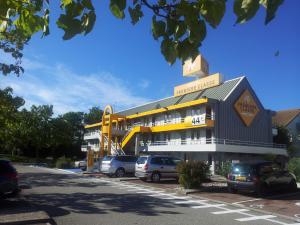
[234,89,260,127]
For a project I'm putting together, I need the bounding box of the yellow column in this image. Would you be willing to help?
[107,115,112,155]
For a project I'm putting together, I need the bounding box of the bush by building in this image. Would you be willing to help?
[215,161,232,177]
[288,157,300,182]
[55,156,74,169]
[176,161,210,189]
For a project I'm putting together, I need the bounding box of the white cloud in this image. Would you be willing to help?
[0,58,151,115]
[138,79,150,89]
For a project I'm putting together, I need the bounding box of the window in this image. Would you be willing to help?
[151,157,163,165]
[164,157,176,165]
[137,157,147,164]
[191,131,195,140]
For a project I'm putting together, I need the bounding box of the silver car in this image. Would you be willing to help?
[100,155,138,177]
[135,155,182,182]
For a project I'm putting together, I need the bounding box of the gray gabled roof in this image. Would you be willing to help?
[117,76,243,116]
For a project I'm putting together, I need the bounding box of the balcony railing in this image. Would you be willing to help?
[127,115,213,130]
[139,138,286,149]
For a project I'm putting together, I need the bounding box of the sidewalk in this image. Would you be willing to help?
[0,210,52,225]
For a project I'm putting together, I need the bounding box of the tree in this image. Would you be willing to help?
[84,107,103,124]
[273,125,296,156]
[0,87,25,155]
[0,0,284,76]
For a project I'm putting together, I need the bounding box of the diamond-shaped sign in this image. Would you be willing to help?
[234,89,260,127]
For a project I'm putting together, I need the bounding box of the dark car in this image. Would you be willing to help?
[227,161,297,195]
[0,160,19,197]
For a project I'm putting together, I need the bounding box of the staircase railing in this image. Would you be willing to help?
[103,135,125,155]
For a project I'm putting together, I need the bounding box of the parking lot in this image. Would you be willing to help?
[123,177,300,220]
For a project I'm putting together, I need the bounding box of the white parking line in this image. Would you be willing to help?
[147,193,169,197]
[191,204,225,209]
[174,200,208,205]
[235,215,276,222]
[212,209,249,215]
[232,198,261,205]
[160,196,191,200]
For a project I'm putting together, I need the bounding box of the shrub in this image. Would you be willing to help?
[216,161,232,177]
[176,161,210,189]
[288,157,300,182]
[55,156,74,169]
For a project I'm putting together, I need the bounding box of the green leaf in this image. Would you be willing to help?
[152,16,166,40]
[176,38,199,62]
[128,5,143,25]
[260,0,284,24]
[56,14,82,40]
[65,2,84,17]
[61,0,73,8]
[83,11,96,35]
[110,0,126,19]
[199,0,226,28]
[82,0,94,10]
[234,0,260,24]
[166,18,176,36]
[188,19,206,45]
[175,21,186,39]
[161,38,177,65]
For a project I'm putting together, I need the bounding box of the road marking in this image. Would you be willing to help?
[294,214,300,219]
[212,209,249,215]
[249,204,264,209]
[296,202,300,207]
[147,193,169,197]
[232,198,261,205]
[174,200,208,204]
[161,196,191,200]
[191,204,225,209]
[235,215,276,222]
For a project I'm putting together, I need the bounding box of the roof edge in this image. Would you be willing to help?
[222,76,245,101]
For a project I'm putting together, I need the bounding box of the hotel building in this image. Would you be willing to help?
[82,55,287,173]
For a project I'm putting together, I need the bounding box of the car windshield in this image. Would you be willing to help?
[232,164,254,174]
[103,156,113,161]
[137,157,147,164]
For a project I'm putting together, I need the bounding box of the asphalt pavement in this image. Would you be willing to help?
[2,165,299,225]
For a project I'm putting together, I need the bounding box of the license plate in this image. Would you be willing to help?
[236,176,246,181]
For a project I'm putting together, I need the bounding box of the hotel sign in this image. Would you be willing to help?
[183,55,209,78]
[234,89,260,127]
[174,73,222,97]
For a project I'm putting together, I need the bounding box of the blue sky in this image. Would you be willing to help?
[0,1,299,115]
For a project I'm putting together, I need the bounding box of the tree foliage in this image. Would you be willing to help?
[0,86,99,159]
[0,0,284,76]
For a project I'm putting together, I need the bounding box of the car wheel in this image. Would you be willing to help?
[228,186,237,194]
[256,183,268,196]
[115,168,125,177]
[151,172,161,182]
[289,179,297,192]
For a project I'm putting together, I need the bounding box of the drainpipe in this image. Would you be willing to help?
[135,134,140,156]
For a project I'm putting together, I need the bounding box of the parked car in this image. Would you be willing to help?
[100,155,138,177]
[0,160,20,197]
[227,161,297,195]
[135,155,182,182]
[74,158,87,170]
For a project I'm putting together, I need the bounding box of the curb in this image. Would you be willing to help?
[0,210,54,225]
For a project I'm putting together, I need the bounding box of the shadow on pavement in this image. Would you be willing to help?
[26,192,182,218]
[18,172,108,189]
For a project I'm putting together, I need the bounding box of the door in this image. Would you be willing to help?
[163,157,177,178]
